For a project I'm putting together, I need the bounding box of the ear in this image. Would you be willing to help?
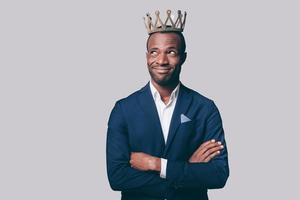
[180,52,187,65]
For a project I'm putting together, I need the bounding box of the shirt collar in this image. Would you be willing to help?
[149,80,180,103]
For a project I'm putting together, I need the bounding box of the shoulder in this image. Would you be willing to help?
[108,84,147,123]
[182,84,215,105]
[114,84,148,107]
[181,84,219,116]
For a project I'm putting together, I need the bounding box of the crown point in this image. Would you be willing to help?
[143,10,187,34]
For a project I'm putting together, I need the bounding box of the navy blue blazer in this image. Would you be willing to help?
[106,83,229,200]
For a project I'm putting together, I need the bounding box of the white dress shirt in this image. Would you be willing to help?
[149,81,180,178]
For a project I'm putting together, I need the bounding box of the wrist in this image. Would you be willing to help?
[154,157,161,172]
[149,157,161,171]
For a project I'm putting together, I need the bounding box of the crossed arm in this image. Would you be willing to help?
[130,139,224,172]
[107,101,229,196]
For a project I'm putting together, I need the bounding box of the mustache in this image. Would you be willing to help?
[148,62,172,68]
[152,66,172,70]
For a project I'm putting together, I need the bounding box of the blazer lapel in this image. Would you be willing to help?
[137,83,166,148]
[164,84,193,155]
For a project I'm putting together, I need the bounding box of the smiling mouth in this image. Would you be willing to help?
[153,67,171,74]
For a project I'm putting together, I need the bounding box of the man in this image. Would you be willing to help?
[106,10,229,200]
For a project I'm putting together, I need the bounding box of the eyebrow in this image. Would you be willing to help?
[148,48,158,51]
[148,47,179,51]
[166,47,178,50]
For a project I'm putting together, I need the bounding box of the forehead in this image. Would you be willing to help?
[147,32,181,49]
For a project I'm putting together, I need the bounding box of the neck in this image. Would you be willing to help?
[151,79,179,99]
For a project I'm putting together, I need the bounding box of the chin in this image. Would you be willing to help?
[154,78,174,86]
[150,71,179,86]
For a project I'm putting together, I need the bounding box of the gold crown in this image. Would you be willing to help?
[143,10,187,34]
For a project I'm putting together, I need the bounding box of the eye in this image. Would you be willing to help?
[149,51,158,57]
[168,50,178,56]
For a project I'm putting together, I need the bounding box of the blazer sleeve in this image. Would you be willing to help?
[106,101,168,197]
[166,101,229,189]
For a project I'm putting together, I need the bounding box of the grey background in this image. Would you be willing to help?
[1,0,299,199]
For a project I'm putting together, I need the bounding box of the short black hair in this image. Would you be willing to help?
[146,31,186,54]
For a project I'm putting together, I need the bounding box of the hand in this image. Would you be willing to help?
[130,152,161,172]
[189,139,224,163]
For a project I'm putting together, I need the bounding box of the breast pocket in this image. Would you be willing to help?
[180,121,195,131]
[169,121,197,159]
[176,121,196,144]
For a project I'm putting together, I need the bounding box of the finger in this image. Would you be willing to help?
[203,150,221,162]
[193,139,217,155]
[131,164,138,169]
[201,145,223,160]
[131,152,142,156]
[130,154,135,160]
[197,141,222,156]
[200,139,216,148]
[191,142,222,161]
[130,152,135,158]
[129,159,136,166]
[131,152,143,159]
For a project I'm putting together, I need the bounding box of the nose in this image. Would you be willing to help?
[156,53,169,66]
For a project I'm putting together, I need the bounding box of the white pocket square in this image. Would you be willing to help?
[180,114,191,123]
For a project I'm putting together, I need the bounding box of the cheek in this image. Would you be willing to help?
[169,57,181,66]
[147,57,156,65]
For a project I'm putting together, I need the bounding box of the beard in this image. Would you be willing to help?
[148,65,181,87]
